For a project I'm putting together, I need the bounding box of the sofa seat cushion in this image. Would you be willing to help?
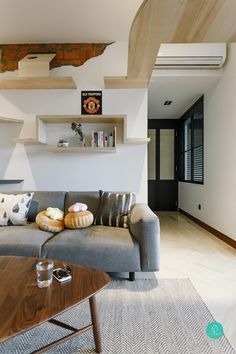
[42,225,141,272]
[0,223,56,257]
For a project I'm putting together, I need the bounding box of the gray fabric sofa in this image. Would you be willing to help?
[0,191,160,279]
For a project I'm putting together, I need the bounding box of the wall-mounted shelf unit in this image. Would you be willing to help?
[0,116,23,124]
[13,114,149,153]
[37,114,123,153]
[0,179,24,184]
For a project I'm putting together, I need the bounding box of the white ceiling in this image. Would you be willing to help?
[0,0,225,119]
[148,69,223,119]
[0,0,142,43]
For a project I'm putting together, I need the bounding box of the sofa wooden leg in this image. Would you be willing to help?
[129,272,135,281]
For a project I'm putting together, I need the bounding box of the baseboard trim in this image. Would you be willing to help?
[179,208,236,250]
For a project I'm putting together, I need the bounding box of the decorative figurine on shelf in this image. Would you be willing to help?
[71,122,85,147]
[57,140,69,148]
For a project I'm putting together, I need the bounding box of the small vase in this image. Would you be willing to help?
[78,138,85,147]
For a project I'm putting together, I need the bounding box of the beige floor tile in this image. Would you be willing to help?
[156,211,236,349]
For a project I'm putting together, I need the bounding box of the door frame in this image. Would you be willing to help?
[148,119,180,211]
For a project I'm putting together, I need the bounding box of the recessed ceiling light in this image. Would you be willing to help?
[164,100,172,106]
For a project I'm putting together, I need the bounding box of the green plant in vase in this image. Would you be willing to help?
[71,122,85,147]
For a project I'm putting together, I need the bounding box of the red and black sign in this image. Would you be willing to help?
[81,91,102,115]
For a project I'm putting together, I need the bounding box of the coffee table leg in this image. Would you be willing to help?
[89,296,102,353]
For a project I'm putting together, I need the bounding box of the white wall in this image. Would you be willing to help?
[179,43,236,240]
[0,42,148,202]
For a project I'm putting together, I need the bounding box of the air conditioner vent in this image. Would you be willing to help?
[154,43,226,69]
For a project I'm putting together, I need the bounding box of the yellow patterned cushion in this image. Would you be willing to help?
[36,210,65,233]
[65,211,94,229]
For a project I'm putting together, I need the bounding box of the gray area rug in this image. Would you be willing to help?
[0,278,235,354]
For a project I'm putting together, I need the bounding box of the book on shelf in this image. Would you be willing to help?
[108,134,113,147]
[104,131,109,147]
[91,127,116,148]
[113,126,117,147]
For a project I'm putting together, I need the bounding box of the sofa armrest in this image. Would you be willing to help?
[130,203,160,271]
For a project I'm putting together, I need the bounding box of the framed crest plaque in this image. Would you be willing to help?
[81,91,102,115]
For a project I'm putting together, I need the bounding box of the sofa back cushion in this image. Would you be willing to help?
[28,192,66,222]
[65,191,100,216]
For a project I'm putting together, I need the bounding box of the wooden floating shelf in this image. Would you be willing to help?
[46,146,116,153]
[125,138,150,144]
[14,138,46,145]
[38,115,125,124]
[0,116,23,124]
[0,179,24,184]
[0,77,77,89]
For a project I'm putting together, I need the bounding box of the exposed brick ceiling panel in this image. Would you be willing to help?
[0,43,109,73]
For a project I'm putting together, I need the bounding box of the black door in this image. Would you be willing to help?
[148,119,179,211]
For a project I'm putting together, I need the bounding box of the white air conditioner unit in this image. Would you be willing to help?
[154,43,226,69]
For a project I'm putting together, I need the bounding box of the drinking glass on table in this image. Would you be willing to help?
[36,261,54,288]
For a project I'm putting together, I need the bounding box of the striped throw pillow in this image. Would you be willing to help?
[95,191,135,228]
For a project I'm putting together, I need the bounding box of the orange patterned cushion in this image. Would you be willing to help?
[65,211,94,229]
[36,210,65,233]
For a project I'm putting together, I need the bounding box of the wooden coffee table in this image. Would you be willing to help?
[0,256,110,353]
